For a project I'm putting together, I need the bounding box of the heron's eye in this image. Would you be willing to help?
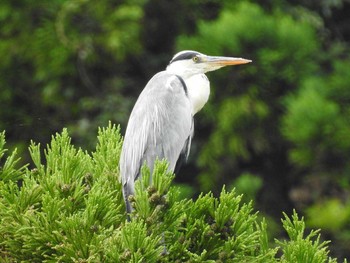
[192,56,199,63]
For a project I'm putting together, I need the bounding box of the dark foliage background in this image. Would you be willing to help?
[1,0,350,260]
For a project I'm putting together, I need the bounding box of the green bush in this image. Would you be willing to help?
[0,124,345,262]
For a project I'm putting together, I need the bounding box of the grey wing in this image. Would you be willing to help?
[120,72,193,202]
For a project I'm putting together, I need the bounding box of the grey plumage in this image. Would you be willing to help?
[120,72,193,213]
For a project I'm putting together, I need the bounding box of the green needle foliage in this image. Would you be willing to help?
[0,124,345,262]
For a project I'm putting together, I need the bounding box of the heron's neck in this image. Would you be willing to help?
[166,64,210,114]
[183,74,210,115]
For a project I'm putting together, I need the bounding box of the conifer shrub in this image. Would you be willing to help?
[0,124,345,262]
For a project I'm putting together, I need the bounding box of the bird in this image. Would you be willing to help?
[120,50,251,213]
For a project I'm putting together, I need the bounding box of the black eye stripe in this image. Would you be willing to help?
[170,51,201,64]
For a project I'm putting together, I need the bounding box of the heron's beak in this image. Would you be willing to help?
[204,56,252,66]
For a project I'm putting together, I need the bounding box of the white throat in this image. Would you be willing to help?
[183,74,210,115]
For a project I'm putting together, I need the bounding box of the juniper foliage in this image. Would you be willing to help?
[0,124,345,262]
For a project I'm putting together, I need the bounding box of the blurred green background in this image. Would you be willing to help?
[1,0,350,260]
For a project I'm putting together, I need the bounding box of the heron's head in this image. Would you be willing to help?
[166,50,252,78]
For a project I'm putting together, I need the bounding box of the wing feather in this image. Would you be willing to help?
[120,71,193,201]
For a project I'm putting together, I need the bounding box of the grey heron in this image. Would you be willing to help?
[120,50,251,213]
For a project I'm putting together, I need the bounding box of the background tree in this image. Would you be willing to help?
[1,0,350,260]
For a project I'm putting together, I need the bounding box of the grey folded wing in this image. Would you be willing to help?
[120,71,194,200]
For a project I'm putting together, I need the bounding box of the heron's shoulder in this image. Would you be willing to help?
[149,71,180,82]
[146,71,187,93]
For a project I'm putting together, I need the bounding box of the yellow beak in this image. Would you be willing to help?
[205,56,252,66]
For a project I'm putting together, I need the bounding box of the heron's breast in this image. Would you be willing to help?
[185,74,210,114]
